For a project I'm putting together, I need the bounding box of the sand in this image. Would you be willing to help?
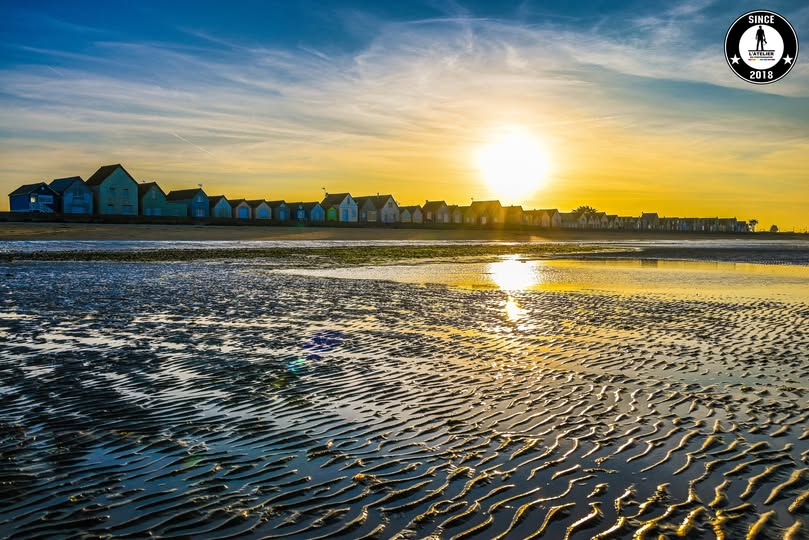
[0,249,807,538]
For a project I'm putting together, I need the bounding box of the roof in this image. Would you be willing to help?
[49,176,84,193]
[266,200,287,208]
[86,164,137,187]
[537,208,559,215]
[641,212,659,219]
[208,194,227,203]
[137,181,164,197]
[355,195,395,210]
[8,182,52,197]
[422,200,447,213]
[504,205,524,214]
[469,200,502,212]
[321,193,351,207]
[229,199,248,208]
[167,188,206,201]
[400,205,422,213]
[559,212,580,224]
[246,199,268,208]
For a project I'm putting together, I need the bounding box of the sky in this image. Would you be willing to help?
[1,0,808,230]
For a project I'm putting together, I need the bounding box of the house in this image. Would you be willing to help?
[469,201,504,225]
[138,182,186,216]
[640,212,660,231]
[399,205,423,223]
[267,201,288,221]
[49,176,93,214]
[448,205,464,224]
[422,200,450,223]
[248,200,272,219]
[8,182,59,213]
[455,206,470,224]
[86,164,139,215]
[321,193,357,222]
[619,216,639,230]
[289,201,325,221]
[208,195,232,218]
[504,205,525,226]
[717,217,737,233]
[537,209,561,228]
[606,214,619,229]
[588,212,609,229]
[167,188,209,218]
[355,195,399,223]
[230,199,251,219]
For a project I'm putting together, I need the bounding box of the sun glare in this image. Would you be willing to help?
[476,127,549,200]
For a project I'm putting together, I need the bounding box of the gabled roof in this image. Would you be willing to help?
[208,195,228,206]
[86,164,137,187]
[137,181,165,197]
[560,212,580,224]
[641,212,659,219]
[355,195,395,210]
[400,205,422,213]
[504,205,524,214]
[49,176,85,193]
[288,201,323,211]
[469,200,502,212]
[229,198,248,208]
[8,182,53,197]
[537,208,560,215]
[246,199,268,208]
[167,188,206,201]
[422,200,447,213]
[321,193,351,207]
[266,200,287,208]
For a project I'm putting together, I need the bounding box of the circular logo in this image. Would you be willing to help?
[725,10,798,84]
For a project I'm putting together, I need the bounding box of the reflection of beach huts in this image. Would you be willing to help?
[167,188,209,218]
[86,164,139,215]
[321,193,357,222]
[267,201,288,221]
[208,195,232,218]
[355,195,399,223]
[469,200,504,226]
[138,182,186,216]
[230,199,251,219]
[49,177,93,214]
[289,202,325,221]
[248,200,271,220]
[422,201,450,223]
[399,205,423,223]
[8,182,59,213]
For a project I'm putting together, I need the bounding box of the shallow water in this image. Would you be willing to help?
[1,257,808,539]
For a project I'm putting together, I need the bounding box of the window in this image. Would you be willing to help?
[123,189,129,198]
[151,190,157,200]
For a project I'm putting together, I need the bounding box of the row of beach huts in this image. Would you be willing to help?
[8,163,752,232]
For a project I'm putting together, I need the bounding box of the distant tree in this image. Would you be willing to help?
[573,205,599,216]
[770,224,779,233]
[749,219,758,232]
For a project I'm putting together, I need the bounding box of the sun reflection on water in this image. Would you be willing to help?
[488,257,539,291]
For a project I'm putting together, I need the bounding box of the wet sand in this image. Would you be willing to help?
[1,252,808,538]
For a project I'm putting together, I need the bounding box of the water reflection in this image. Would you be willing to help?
[488,257,538,321]
[487,257,539,291]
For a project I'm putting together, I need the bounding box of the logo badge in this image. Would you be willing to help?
[725,10,798,84]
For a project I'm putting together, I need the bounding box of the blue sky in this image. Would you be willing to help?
[1,1,808,228]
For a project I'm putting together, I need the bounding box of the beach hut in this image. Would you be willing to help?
[321,193,357,222]
[230,199,251,219]
[289,202,325,221]
[538,209,562,228]
[355,195,399,223]
[560,212,580,229]
[422,200,450,223]
[469,201,503,225]
[399,205,423,224]
[248,200,271,220]
[208,195,232,218]
[640,212,659,231]
[49,176,93,214]
[267,201,288,221]
[504,205,525,225]
[8,182,59,213]
[167,188,209,218]
[86,164,139,215]
[448,205,463,224]
[138,182,186,216]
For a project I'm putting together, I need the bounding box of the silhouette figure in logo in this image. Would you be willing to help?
[755,25,767,51]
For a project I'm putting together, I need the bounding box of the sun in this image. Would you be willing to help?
[476,127,549,200]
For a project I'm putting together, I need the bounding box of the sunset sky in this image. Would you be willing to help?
[1,1,807,230]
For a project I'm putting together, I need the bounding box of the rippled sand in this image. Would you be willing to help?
[1,257,807,539]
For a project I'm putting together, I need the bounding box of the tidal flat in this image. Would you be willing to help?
[1,242,808,539]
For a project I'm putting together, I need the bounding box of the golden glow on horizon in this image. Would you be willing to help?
[476,127,549,201]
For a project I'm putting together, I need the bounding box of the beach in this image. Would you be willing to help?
[1,241,808,539]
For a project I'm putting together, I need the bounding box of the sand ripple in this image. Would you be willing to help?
[0,260,807,538]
